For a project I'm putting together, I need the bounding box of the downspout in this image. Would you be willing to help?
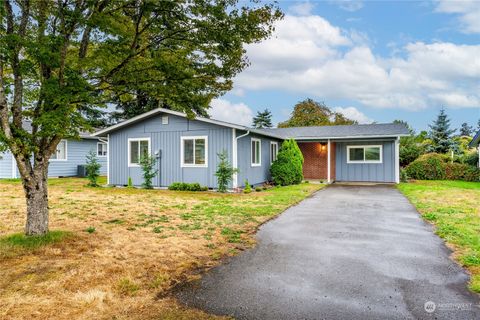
[232,129,250,189]
[99,136,109,185]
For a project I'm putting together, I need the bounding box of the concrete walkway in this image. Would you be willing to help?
[176,185,480,320]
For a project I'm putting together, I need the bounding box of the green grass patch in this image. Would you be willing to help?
[0,230,72,249]
[398,180,480,293]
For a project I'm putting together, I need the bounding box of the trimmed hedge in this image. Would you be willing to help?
[168,182,208,191]
[270,139,304,186]
[405,153,480,182]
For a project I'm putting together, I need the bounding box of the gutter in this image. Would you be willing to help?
[232,130,250,189]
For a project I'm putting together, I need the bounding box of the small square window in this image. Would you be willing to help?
[128,138,150,166]
[51,140,67,160]
[162,116,169,125]
[97,142,107,157]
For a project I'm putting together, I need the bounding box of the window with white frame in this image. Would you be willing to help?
[270,141,278,163]
[97,142,107,157]
[347,145,382,163]
[128,138,150,166]
[181,136,207,167]
[251,138,261,166]
[51,140,67,160]
[162,116,169,124]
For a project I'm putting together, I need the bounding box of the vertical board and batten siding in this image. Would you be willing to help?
[0,152,14,178]
[108,113,233,188]
[236,131,281,187]
[0,139,107,178]
[335,140,396,182]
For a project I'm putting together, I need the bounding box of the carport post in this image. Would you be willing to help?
[327,139,331,183]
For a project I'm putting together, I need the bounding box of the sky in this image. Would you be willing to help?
[209,0,480,132]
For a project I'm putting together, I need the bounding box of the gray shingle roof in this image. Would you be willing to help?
[469,129,480,148]
[258,123,410,139]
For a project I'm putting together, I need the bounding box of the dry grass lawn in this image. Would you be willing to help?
[0,177,322,320]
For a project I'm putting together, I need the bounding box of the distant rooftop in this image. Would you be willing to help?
[259,123,410,140]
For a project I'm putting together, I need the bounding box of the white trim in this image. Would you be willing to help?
[180,135,208,168]
[251,138,261,167]
[232,129,238,188]
[346,145,383,164]
[270,141,278,164]
[128,137,151,167]
[395,137,400,183]
[97,142,108,157]
[50,140,68,161]
[106,135,110,184]
[327,139,331,183]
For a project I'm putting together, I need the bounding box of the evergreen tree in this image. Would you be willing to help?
[459,122,473,136]
[428,108,456,153]
[252,109,273,128]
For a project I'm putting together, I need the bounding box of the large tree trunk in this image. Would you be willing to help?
[23,166,49,236]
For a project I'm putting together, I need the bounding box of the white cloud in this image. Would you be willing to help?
[289,2,315,16]
[333,106,373,124]
[332,0,364,12]
[235,14,480,111]
[209,99,253,126]
[435,0,480,33]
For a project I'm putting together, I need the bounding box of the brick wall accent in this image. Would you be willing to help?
[298,142,336,180]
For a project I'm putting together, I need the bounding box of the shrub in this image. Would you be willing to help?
[214,150,239,193]
[405,152,480,182]
[270,139,304,186]
[127,177,133,188]
[405,153,447,180]
[445,163,480,182]
[139,155,158,189]
[460,151,479,167]
[400,168,409,182]
[255,186,262,192]
[168,182,207,191]
[85,151,101,187]
[243,180,252,194]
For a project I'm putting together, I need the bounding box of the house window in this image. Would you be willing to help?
[251,138,261,166]
[347,145,382,163]
[51,140,67,161]
[97,142,107,157]
[181,136,208,167]
[162,116,169,124]
[128,138,150,166]
[270,142,278,163]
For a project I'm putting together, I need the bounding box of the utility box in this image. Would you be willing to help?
[77,165,87,177]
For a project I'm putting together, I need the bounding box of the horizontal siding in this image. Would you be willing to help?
[335,140,396,182]
[236,132,282,187]
[0,152,13,178]
[0,139,107,179]
[109,113,233,188]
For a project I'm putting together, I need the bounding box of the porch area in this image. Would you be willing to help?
[298,141,336,183]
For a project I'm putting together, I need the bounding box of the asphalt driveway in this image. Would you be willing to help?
[176,185,480,320]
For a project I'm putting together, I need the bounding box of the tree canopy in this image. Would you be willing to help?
[278,99,356,128]
[0,0,282,235]
[252,108,273,128]
[427,108,456,154]
[459,122,473,137]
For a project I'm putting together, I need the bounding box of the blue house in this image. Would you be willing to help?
[0,131,107,179]
[93,108,409,189]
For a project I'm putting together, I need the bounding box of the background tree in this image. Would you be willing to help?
[393,120,425,167]
[278,99,356,128]
[0,0,282,235]
[427,108,456,154]
[252,109,273,129]
[459,122,473,136]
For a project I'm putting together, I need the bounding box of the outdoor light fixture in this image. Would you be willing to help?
[321,143,326,151]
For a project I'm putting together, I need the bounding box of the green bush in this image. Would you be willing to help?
[460,151,479,167]
[127,177,133,188]
[405,153,447,180]
[214,150,239,192]
[400,168,409,182]
[255,186,262,192]
[243,180,252,194]
[168,182,207,191]
[405,153,480,181]
[270,139,304,186]
[85,151,101,187]
[139,155,158,189]
[445,163,480,182]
